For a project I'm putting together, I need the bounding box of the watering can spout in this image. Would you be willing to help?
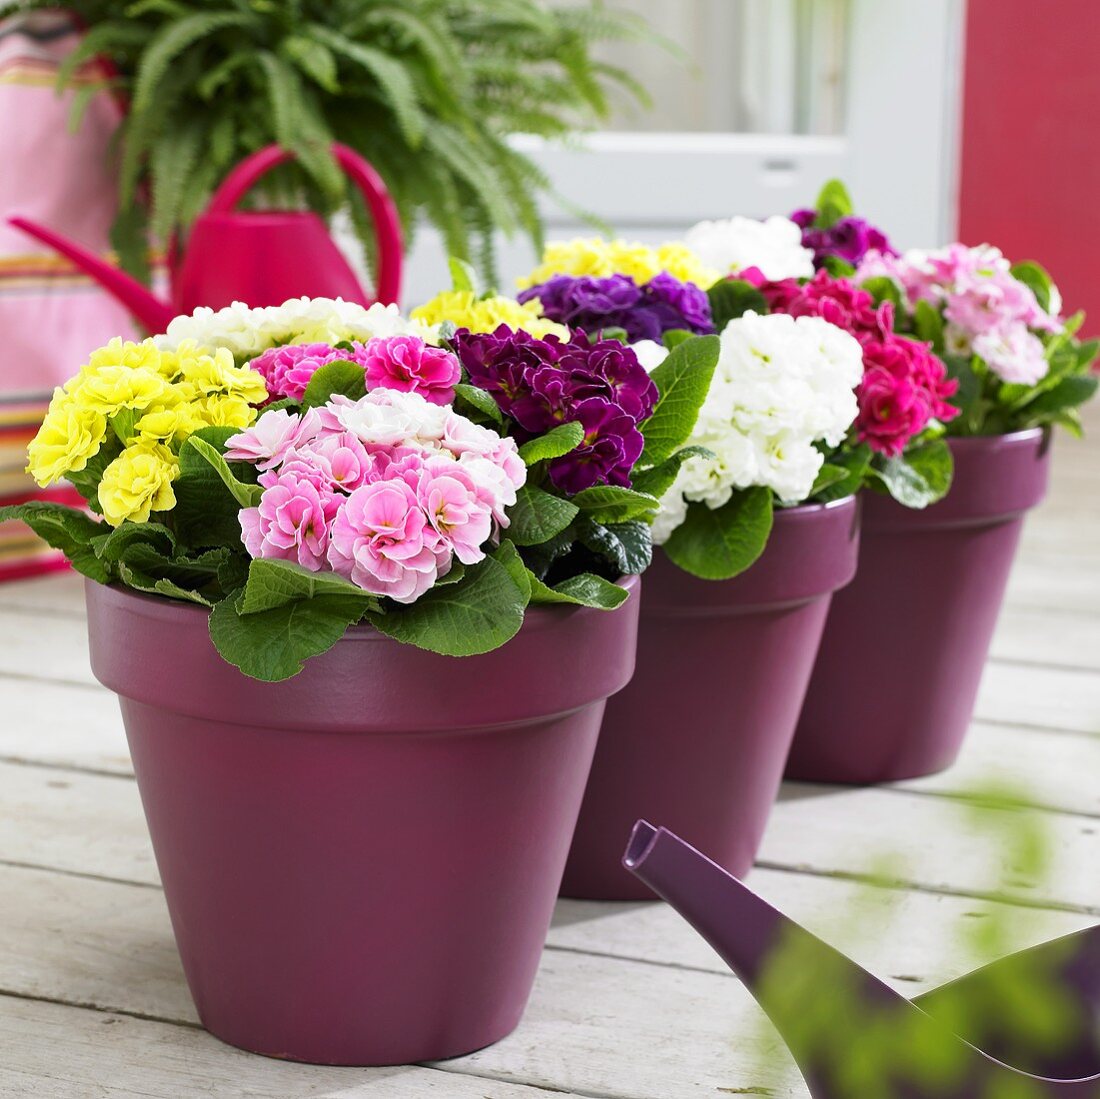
[8,215,174,334]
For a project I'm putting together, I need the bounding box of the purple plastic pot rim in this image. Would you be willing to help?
[94,572,638,644]
[944,425,1049,450]
[773,494,858,516]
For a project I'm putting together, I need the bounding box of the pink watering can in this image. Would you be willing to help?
[8,142,403,334]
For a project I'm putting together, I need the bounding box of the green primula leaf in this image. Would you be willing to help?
[820,255,856,278]
[300,360,367,409]
[368,555,526,656]
[640,334,720,467]
[662,328,694,350]
[0,502,110,582]
[184,436,263,508]
[91,520,176,563]
[861,276,902,311]
[518,421,584,465]
[209,591,368,682]
[811,463,851,496]
[1019,374,1099,421]
[506,485,579,546]
[65,436,123,514]
[1010,260,1056,314]
[570,484,659,524]
[814,178,854,229]
[706,279,767,332]
[913,300,945,352]
[576,517,652,575]
[448,255,480,294]
[526,571,629,609]
[662,486,774,580]
[808,444,872,503]
[877,438,954,509]
[453,383,504,426]
[116,543,228,606]
[173,427,257,550]
[238,558,382,615]
[491,539,532,604]
[631,445,714,499]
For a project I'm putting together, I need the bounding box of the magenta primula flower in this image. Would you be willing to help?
[362,335,461,405]
[758,270,958,456]
[247,342,370,402]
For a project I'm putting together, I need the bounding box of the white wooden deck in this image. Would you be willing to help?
[0,409,1097,1098]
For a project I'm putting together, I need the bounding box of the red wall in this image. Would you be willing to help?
[959,0,1100,329]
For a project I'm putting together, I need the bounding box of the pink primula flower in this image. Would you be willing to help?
[224,408,309,470]
[327,478,451,603]
[413,456,495,565]
[239,469,340,572]
[363,336,461,405]
[247,342,372,402]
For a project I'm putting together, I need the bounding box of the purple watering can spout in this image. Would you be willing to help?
[624,821,1100,1098]
[8,142,403,334]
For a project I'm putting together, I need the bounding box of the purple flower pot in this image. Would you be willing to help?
[560,498,860,901]
[85,577,640,1065]
[788,429,1051,785]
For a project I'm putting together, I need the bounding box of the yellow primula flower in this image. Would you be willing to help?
[518,237,720,290]
[189,393,257,431]
[26,392,107,487]
[72,364,175,417]
[97,441,179,527]
[177,345,268,404]
[411,291,569,339]
[85,336,166,375]
[134,404,200,443]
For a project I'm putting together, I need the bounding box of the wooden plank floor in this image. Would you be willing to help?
[0,410,1097,1099]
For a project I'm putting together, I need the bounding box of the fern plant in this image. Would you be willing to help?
[2,0,653,285]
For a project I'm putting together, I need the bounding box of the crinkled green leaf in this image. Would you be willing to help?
[632,445,714,499]
[877,438,954,509]
[526,570,628,609]
[0,501,110,582]
[492,539,532,603]
[91,520,176,562]
[576,518,651,575]
[810,444,872,504]
[518,421,584,465]
[506,484,579,546]
[640,334,720,467]
[209,591,367,682]
[117,543,227,606]
[662,486,773,580]
[706,279,767,332]
[300,359,367,409]
[174,427,257,550]
[238,557,381,614]
[571,484,659,524]
[454,383,504,426]
[185,435,263,508]
[368,556,526,656]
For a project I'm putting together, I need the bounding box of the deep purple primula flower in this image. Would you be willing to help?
[792,210,897,270]
[518,272,714,343]
[450,326,657,494]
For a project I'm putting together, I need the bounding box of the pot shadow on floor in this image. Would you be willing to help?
[777,779,858,802]
[551,898,655,928]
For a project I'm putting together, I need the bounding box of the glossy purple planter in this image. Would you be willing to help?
[85,578,639,1065]
[561,498,860,901]
[788,429,1051,785]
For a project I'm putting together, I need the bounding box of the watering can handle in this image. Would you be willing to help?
[207,143,403,306]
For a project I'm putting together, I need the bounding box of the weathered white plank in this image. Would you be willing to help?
[0,864,805,1099]
[990,604,1100,671]
[975,661,1100,734]
[0,678,129,775]
[0,570,85,616]
[0,996,595,1099]
[0,606,94,686]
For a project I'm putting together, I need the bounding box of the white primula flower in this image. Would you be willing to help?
[652,312,861,543]
[631,339,670,373]
[156,298,438,361]
[331,388,448,450]
[682,215,815,282]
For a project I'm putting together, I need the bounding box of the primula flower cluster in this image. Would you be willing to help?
[759,271,959,457]
[790,208,895,269]
[519,237,719,292]
[226,390,526,604]
[857,243,1061,385]
[27,337,268,525]
[248,336,461,406]
[648,312,863,542]
[682,216,815,282]
[451,326,658,494]
[517,271,715,342]
[157,298,437,361]
[410,290,568,339]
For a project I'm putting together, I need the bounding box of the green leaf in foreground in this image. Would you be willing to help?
[209,592,369,682]
[300,359,367,409]
[631,445,714,500]
[453,383,504,426]
[640,334,720,467]
[808,445,872,504]
[183,435,262,508]
[570,484,659,524]
[506,484,579,546]
[117,544,227,606]
[877,438,954,509]
[576,518,652,575]
[491,539,532,604]
[369,555,526,656]
[517,421,584,465]
[1019,375,1099,422]
[526,570,629,609]
[0,501,110,582]
[662,486,773,580]
[238,557,381,614]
